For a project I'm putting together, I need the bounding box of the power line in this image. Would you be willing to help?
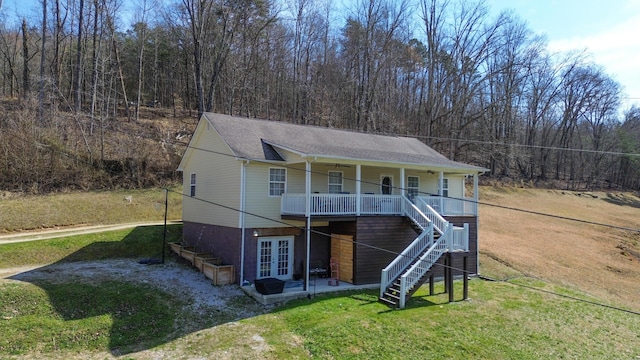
[176,141,640,234]
[8,121,640,234]
[479,275,640,316]
[7,127,640,315]
[167,187,640,317]
[103,119,640,159]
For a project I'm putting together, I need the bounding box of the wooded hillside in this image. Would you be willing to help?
[1,0,639,193]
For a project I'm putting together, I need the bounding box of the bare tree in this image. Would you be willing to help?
[72,0,85,112]
[21,18,31,100]
[38,0,47,124]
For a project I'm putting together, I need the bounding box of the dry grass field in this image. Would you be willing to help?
[479,186,640,311]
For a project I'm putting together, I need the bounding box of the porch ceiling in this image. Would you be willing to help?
[282,156,483,175]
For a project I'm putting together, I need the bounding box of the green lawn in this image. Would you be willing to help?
[1,227,639,359]
[0,224,182,268]
[247,280,640,359]
[0,186,182,233]
[1,189,639,359]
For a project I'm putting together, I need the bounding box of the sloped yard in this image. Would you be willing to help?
[479,186,640,311]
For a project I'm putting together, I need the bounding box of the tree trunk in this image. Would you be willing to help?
[73,0,85,112]
[21,18,30,100]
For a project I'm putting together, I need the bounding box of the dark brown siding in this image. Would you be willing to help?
[436,216,478,276]
[183,214,477,286]
[183,221,242,282]
[353,217,417,285]
[183,222,331,284]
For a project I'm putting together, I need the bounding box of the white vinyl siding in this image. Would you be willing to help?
[181,121,242,228]
[269,168,287,196]
[245,164,304,228]
[328,171,343,193]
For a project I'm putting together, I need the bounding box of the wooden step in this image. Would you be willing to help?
[384,292,400,300]
[379,297,398,307]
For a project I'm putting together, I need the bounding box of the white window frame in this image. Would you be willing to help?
[440,177,449,197]
[257,236,294,280]
[328,171,344,194]
[407,176,420,199]
[269,167,287,197]
[189,173,196,197]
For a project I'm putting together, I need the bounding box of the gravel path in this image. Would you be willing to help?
[2,259,264,315]
[0,221,181,244]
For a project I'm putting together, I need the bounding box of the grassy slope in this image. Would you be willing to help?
[479,186,640,311]
[0,187,182,233]
[1,187,640,358]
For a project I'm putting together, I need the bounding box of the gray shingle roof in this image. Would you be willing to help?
[204,113,485,172]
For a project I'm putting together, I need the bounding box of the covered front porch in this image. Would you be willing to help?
[279,161,480,218]
[281,194,478,217]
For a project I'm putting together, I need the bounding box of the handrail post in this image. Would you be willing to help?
[399,277,406,309]
[464,223,469,251]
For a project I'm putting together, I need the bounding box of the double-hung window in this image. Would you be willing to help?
[328,171,343,194]
[440,178,449,197]
[190,173,196,197]
[407,176,419,200]
[269,168,286,196]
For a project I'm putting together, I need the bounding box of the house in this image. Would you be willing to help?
[177,113,487,308]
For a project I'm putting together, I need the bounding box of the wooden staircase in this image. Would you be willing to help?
[379,196,459,309]
[379,232,442,308]
[379,270,435,307]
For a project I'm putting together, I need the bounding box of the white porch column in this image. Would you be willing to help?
[304,160,311,292]
[400,168,405,197]
[356,164,361,216]
[473,173,479,215]
[438,171,444,212]
[239,161,248,286]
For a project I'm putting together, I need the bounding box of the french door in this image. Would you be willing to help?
[257,236,293,280]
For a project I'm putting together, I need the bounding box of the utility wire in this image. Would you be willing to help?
[175,141,640,234]
[479,275,640,316]
[7,124,640,235]
[168,187,640,317]
[6,128,640,315]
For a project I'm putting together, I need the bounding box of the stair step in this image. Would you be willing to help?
[384,292,400,300]
[379,297,398,306]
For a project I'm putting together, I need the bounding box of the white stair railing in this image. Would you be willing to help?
[415,197,448,235]
[398,224,453,308]
[381,196,470,307]
[380,197,442,298]
[402,197,432,232]
[379,222,434,298]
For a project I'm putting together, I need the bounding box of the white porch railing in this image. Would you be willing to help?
[281,193,403,216]
[282,193,477,217]
[416,196,477,216]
